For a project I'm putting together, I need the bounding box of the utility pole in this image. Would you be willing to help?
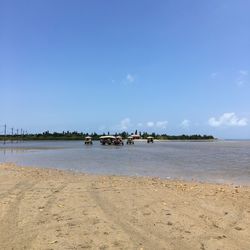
[4,124,6,144]
[11,128,14,143]
[16,129,19,143]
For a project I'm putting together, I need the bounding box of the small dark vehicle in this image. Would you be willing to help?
[85,136,93,145]
[100,136,116,145]
[100,136,124,146]
[147,136,154,143]
[126,136,134,144]
[114,136,124,146]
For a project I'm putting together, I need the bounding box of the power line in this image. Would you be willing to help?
[0,124,28,144]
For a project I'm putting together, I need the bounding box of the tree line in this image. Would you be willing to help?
[0,130,215,141]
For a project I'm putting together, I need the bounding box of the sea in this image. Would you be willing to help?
[0,140,250,185]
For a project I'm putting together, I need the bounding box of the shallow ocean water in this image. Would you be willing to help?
[0,140,250,185]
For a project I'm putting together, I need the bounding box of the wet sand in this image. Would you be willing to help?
[0,163,250,250]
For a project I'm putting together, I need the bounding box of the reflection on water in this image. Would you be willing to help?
[1,140,250,185]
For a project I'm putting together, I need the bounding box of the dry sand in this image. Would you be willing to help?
[0,163,250,250]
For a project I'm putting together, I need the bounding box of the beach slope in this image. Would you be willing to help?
[0,163,249,250]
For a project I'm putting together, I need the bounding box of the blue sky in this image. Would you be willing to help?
[0,0,250,138]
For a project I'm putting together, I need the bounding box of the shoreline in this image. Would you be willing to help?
[1,161,246,187]
[0,163,250,249]
[1,160,250,187]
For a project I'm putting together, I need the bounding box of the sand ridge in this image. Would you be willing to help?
[0,163,250,250]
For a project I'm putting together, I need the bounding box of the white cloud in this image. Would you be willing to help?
[237,80,244,87]
[122,74,136,86]
[236,70,248,87]
[126,74,135,83]
[211,72,218,79]
[98,125,106,131]
[117,119,168,130]
[208,113,248,127]
[146,121,168,129]
[180,119,190,128]
[146,121,154,127]
[156,121,168,129]
[239,70,248,76]
[119,118,132,130]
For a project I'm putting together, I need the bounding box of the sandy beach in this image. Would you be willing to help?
[0,163,249,250]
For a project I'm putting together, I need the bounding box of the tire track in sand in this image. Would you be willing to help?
[0,181,36,250]
[0,181,68,250]
[89,188,171,250]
